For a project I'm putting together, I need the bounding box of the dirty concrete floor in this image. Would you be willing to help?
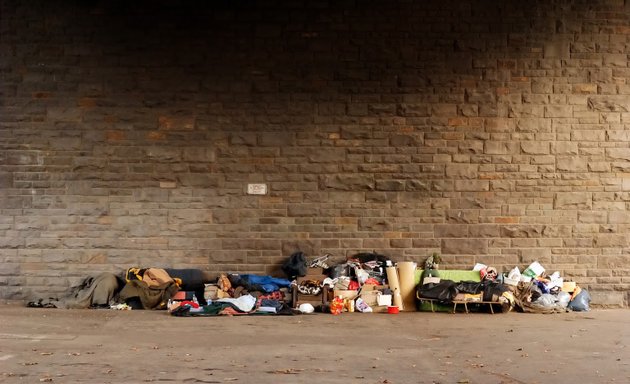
[0,304,628,384]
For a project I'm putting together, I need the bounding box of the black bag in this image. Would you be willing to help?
[455,281,484,295]
[482,281,510,302]
[281,251,308,280]
[417,280,458,302]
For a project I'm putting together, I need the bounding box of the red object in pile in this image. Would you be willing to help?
[387,306,399,314]
[330,297,344,315]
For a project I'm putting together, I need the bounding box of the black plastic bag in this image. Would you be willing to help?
[351,252,389,265]
[417,280,458,301]
[481,281,510,302]
[329,263,350,279]
[455,280,484,294]
[281,251,308,280]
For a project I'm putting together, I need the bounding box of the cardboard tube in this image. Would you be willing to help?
[397,261,417,312]
[386,266,403,310]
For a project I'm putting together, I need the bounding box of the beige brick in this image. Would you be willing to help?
[454,180,489,192]
[609,211,630,224]
[554,193,593,209]
[571,130,606,141]
[573,83,598,94]
[484,141,518,154]
[441,239,488,255]
[520,141,550,154]
[545,106,573,118]
[556,157,588,172]
[552,142,578,155]
[445,164,478,179]
[607,148,630,161]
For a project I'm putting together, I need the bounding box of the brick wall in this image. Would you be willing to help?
[1,0,629,305]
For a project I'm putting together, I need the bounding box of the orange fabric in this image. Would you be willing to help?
[142,268,174,287]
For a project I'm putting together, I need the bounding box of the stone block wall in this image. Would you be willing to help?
[1,0,629,305]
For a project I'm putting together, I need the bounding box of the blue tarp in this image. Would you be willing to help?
[239,274,292,293]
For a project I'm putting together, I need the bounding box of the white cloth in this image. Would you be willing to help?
[217,294,256,312]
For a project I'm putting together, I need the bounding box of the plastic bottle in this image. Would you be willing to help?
[346,298,354,313]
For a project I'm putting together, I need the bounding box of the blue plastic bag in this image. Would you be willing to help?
[567,289,591,312]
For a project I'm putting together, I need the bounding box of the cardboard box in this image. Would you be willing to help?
[297,274,328,283]
[357,290,386,312]
[562,281,576,292]
[360,283,389,291]
[305,267,325,276]
[333,289,358,301]
[204,284,219,300]
[361,284,377,291]
[359,285,390,312]
[359,290,380,306]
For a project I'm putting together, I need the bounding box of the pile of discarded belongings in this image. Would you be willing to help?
[507,262,591,313]
[171,273,295,316]
[27,267,210,310]
[24,252,403,316]
[415,260,591,314]
[25,254,591,316]
[26,267,297,316]
[180,251,401,316]
[286,251,401,314]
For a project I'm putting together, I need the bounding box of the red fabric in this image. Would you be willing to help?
[179,300,199,308]
[364,278,381,286]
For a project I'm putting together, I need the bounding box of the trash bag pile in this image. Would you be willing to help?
[415,260,591,314]
[505,262,591,313]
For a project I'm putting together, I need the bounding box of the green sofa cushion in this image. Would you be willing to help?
[414,269,481,285]
[414,269,482,312]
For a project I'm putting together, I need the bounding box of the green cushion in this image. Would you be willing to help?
[414,269,481,285]
[416,300,454,313]
[414,269,481,312]
[413,269,482,312]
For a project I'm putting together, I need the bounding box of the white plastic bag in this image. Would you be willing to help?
[548,271,563,291]
[298,303,315,314]
[534,293,557,308]
[556,291,571,308]
[472,263,487,271]
[355,297,373,313]
[507,267,521,280]
[354,267,370,285]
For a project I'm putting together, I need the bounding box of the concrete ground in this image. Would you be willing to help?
[0,304,628,384]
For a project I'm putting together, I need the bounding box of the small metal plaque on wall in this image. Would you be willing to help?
[247,183,267,195]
